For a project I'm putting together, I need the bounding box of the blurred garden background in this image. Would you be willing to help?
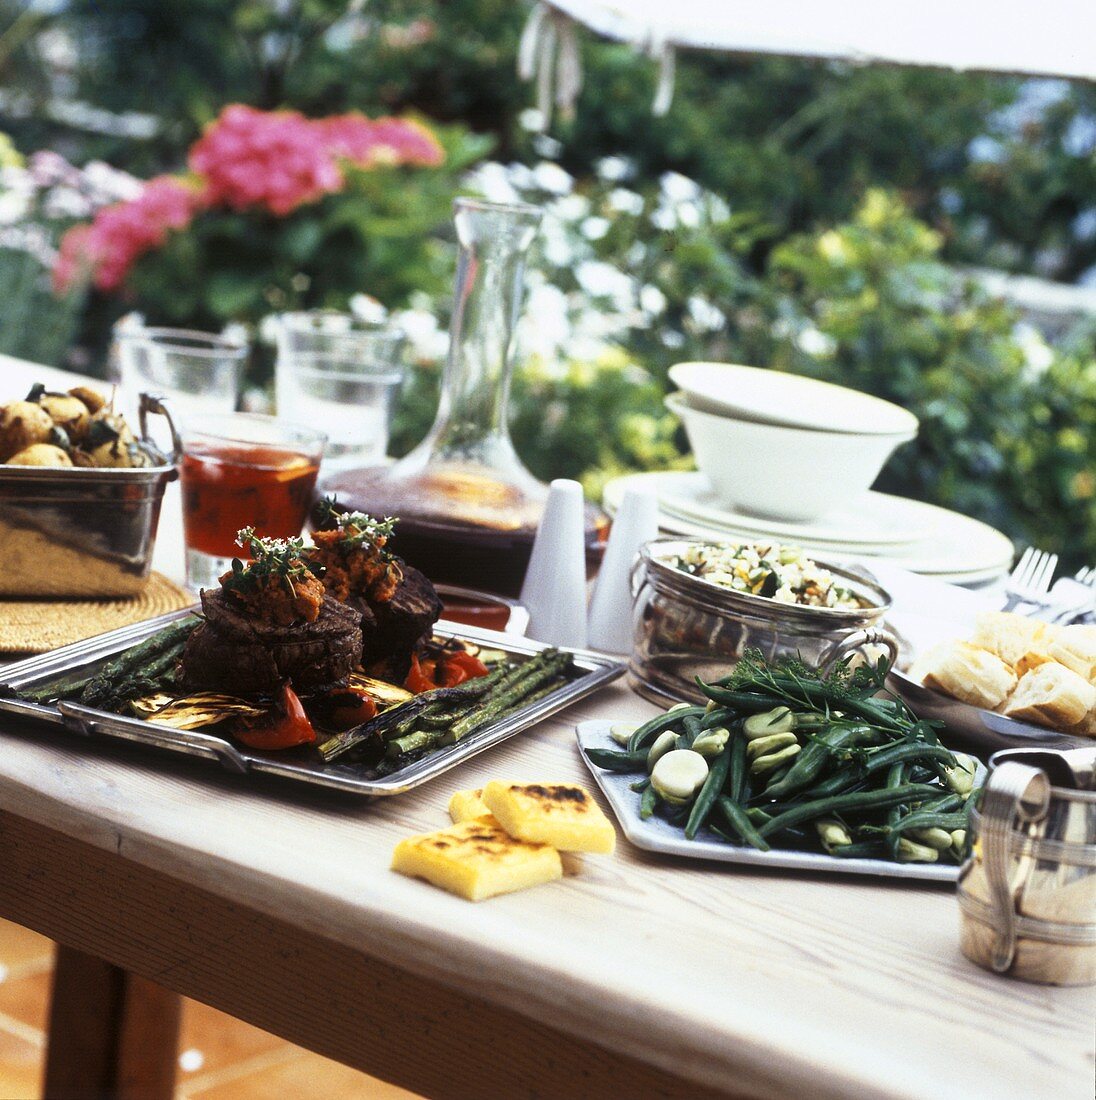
[1,0,1094,562]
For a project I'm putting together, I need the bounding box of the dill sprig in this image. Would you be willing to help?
[222,527,319,598]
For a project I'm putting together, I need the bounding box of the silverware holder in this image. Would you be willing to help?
[958,755,1096,986]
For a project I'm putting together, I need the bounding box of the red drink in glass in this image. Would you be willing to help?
[179,415,326,589]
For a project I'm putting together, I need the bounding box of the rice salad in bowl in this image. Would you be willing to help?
[669,543,871,611]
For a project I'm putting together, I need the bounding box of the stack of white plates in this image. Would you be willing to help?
[602,471,1014,587]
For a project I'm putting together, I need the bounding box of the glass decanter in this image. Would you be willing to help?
[323,197,603,597]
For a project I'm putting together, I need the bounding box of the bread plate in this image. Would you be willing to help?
[888,667,1090,752]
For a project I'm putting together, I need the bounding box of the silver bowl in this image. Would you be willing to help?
[0,395,179,598]
[629,538,898,705]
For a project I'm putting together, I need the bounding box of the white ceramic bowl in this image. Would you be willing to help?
[669,361,919,437]
[665,392,916,521]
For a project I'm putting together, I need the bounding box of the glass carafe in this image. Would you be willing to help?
[322,198,603,597]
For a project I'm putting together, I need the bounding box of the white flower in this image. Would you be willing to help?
[607,188,644,216]
[581,216,610,241]
[1013,322,1054,373]
[687,295,724,333]
[795,326,837,357]
[550,193,590,222]
[639,284,667,316]
[349,294,388,323]
[43,186,93,220]
[595,156,635,182]
[390,307,448,363]
[466,161,521,204]
[575,260,633,310]
[519,108,546,133]
[83,160,143,203]
[659,172,702,204]
[531,161,573,196]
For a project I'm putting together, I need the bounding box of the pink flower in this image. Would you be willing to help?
[318,113,444,169]
[190,105,343,216]
[54,175,202,293]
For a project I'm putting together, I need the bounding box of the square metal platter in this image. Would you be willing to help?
[576,719,976,883]
[0,608,624,797]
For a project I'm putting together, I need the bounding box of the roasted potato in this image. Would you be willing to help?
[39,392,91,441]
[6,443,74,467]
[68,385,108,414]
[74,410,149,468]
[0,401,54,461]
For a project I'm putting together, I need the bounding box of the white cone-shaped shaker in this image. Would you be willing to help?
[586,486,658,654]
[519,478,588,648]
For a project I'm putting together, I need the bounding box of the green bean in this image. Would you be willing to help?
[716,797,771,851]
[681,714,703,748]
[626,706,705,753]
[685,743,732,840]
[629,776,652,792]
[883,762,908,862]
[584,748,647,772]
[700,706,735,730]
[757,784,942,839]
[858,741,956,778]
[828,841,888,859]
[761,723,873,800]
[640,784,659,819]
[694,683,791,714]
[728,727,748,802]
[888,810,969,836]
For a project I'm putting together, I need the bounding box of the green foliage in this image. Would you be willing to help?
[757,190,1094,557]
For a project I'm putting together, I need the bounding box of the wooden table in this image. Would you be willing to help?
[0,356,1092,1099]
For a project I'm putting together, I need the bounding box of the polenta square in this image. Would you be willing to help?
[391,819,562,901]
[482,781,616,854]
[448,787,492,823]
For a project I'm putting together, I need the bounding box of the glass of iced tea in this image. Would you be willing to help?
[179,414,326,590]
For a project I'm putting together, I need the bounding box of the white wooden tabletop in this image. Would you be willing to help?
[0,354,1093,1100]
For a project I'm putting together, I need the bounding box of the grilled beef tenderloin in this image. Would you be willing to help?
[358,563,443,665]
[181,589,363,695]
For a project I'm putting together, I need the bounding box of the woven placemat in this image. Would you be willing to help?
[0,573,194,656]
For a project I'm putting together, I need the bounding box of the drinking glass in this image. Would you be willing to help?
[274,311,406,471]
[115,324,246,424]
[179,414,326,591]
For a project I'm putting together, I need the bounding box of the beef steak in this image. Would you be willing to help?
[182,590,363,694]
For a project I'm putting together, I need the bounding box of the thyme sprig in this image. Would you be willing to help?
[222,527,319,598]
[314,497,398,549]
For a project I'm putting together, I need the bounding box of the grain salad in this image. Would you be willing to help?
[669,543,870,610]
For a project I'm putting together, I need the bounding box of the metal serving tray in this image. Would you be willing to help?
[0,610,624,796]
[888,668,1090,753]
[577,719,983,883]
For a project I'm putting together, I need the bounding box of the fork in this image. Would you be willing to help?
[1000,547,1058,612]
[1050,565,1096,624]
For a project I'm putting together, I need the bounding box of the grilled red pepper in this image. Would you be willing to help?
[234,682,316,750]
[404,650,490,693]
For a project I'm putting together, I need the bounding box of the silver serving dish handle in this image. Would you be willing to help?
[58,701,248,775]
[138,392,183,463]
[820,626,899,673]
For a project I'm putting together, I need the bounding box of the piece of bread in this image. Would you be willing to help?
[1066,705,1096,739]
[448,787,492,824]
[1003,663,1096,729]
[483,781,616,854]
[970,612,1051,669]
[391,819,562,901]
[911,640,1017,710]
[1047,625,1096,685]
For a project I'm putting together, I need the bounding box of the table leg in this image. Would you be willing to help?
[44,944,182,1100]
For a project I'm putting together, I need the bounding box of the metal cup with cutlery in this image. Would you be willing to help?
[958,749,1096,986]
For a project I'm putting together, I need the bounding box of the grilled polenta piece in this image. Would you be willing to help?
[391,819,561,901]
[482,781,616,854]
[448,787,492,823]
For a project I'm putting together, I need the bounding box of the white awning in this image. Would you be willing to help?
[519,1,1096,124]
